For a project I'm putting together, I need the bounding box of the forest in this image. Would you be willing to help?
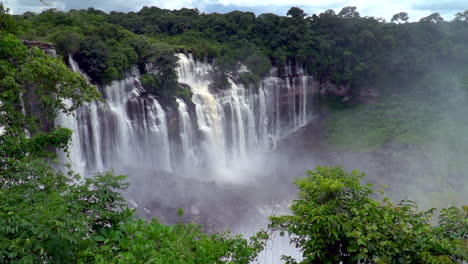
[1,2,467,263]
[11,5,468,98]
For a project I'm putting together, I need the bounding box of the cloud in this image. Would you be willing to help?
[412,0,468,11]
[8,0,154,14]
[196,3,345,16]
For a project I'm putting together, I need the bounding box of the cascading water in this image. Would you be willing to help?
[57,52,316,262]
[0,101,4,136]
[55,56,87,176]
[176,98,196,166]
[59,53,314,178]
[60,56,173,175]
[174,54,314,181]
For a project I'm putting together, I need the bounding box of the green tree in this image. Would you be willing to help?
[287,7,307,19]
[391,12,409,24]
[52,30,81,55]
[420,13,444,23]
[0,33,98,156]
[81,217,267,264]
[0,31,106,263]
[338,6,360,19]
[269,166,467,264]
[0,2,15,33]
[75,36,112,83]
[454,10,468,22]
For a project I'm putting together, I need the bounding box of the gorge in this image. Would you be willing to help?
[56,51,319,224]
[2,5,467,263]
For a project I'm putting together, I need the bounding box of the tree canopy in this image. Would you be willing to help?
[269,166,467,264]
[12,6,468,97]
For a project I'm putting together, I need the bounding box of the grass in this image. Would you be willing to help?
[322,69,468,208]
[324,69,468,151]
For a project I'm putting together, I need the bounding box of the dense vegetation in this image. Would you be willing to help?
[326,69,468,150]
[13,5,468,98]
[1,3,467,263]
[270,166,467,263]
[13,7,186,99]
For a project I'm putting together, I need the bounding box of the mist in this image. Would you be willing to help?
[55,51,468,263]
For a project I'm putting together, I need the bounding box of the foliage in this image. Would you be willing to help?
[269,166,467,264]
[0,168,132,263]
[0,33,98,162]
[0,30,112,263]
[391,12,409,23]
[81,218,267,264]
[235,72,260,88]
[134,36,181,96]
[324,69,468,150]
[12,9,177,87]
[50,30,81,55]
[12,6,468,98]
[140,71,180,97]
[0,2,15,33]
[287,7,307,19]
[420,13,445,23]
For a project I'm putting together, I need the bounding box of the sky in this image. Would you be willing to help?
[6,0,468,21]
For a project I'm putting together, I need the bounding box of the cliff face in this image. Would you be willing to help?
[55,53,318,175]
[47,49,368,229]
[24,43,356,178]
[21,41,57,133]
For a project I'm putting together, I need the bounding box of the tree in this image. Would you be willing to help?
[0,33,98,158]
[81,216,267,263]
[134,36,178,75]
[420,12,444,23]
[454,10,468,22]
[391,12,409,24]
[287,7,307,19]
[323,9,336,16]
[52,30,81,55]
[0,32,105,262]
[338,6,360,19]
[0,2,15,33]
[269,166,467,264]
[75,36,112,83]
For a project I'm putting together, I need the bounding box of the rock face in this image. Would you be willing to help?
[22,40,57,57]
[22,40,55,49]
[20,42,57,134]
[357,87,379,103]
[318,81,351,98]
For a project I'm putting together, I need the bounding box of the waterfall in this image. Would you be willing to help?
[54,56,87,175]
[176,54,228,170]
[173,53,315,181]
[58,56,173,175]
[54,52,317,262]
[176,98,196,165]
[301,75,308,126]
[57,53,315,178]
[0,101,4,136]
[152,98,172,172]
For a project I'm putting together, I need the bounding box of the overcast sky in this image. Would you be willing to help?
[6,0,468,21]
